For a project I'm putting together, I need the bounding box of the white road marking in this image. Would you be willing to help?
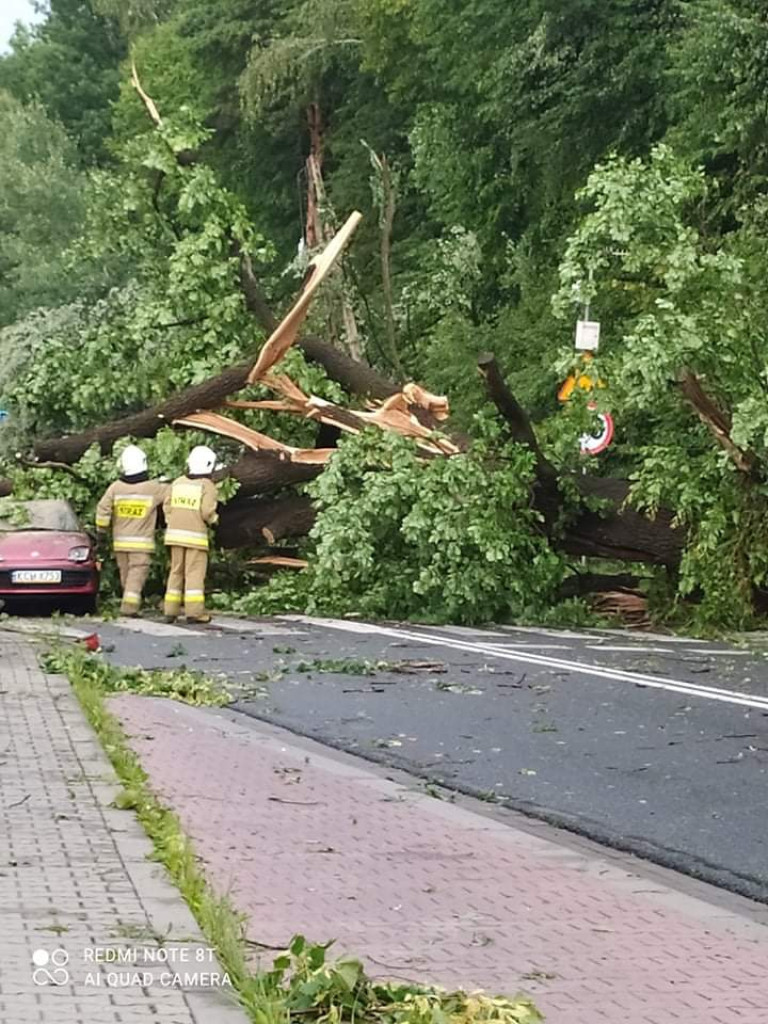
[420,624,508,638]
[584,644,714,654]
[493,624,603,640]
[285,617,768,712]
[211,617,303,636]
[678,650,750,657]
[586,628,708,645]
[466,642,575,650]
[112,618,207,637]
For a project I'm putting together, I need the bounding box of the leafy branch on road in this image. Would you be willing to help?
[43,648,231,706]
[294,656,446,676]
[43,648,541,1024]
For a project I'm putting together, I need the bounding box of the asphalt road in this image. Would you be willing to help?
[38,613,768,902]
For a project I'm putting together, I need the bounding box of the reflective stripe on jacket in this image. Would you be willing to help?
[163,476,218,551]
[95,480,169,552]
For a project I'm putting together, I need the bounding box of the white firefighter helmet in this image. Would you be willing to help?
[187,445,217,476]
[120,444,148,477]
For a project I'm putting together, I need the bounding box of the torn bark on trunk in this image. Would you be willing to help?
[377,154,405,381]
[679,370,758,475]
[305,103,324,249]
[216,495,315,549]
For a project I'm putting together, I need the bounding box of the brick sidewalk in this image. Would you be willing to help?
[0,634,247,1024]
[113,694,768,1024]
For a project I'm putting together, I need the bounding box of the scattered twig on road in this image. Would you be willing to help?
[7,793,30,808]
[267,797,323,806]
[497,674,527,688]
[244,938,288,951]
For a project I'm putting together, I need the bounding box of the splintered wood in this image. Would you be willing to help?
[173,212,457,460]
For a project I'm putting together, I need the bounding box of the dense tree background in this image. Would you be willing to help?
[3,0,768,626]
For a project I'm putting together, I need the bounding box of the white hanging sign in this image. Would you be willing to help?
[575,320,600,351]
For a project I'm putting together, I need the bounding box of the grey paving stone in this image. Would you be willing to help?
[0,632,248,1024]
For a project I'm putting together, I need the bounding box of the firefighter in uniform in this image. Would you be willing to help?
[95,445,169,616]
[163,445,219,624]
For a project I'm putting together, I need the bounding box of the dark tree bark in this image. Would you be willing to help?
[223,452,323,497]
[558,571,643,599]
[679,370,758,475]
[477,353,557,480]
[34,360,256,463]
[233,240,278,333]
[216,495,315,549]
[0,479,11,498]
[297,336,399,399]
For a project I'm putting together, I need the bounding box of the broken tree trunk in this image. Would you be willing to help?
[216,495,315,549]
[32,334,394,464]
[33,360,256,463]
[220,452,324,497]
[566,477,685,565]
[679,370,758,475]
[477,355,687,566]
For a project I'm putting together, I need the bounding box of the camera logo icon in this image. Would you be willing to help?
[32,948,70,986]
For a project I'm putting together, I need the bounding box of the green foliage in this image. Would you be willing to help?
[0,0,126,163]
[0,100,274,440]
[10,0,768,632]
[553,144,768,627]
[668,0,768,213]
[0,93,87,326]
[0,498,31,527]
[244,431,566,625]
[43,647,230,705]
[263,934,541,1024]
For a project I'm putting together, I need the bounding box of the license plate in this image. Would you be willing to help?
[11,570,62,585]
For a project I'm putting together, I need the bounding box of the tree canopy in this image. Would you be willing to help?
[3,0,768,628]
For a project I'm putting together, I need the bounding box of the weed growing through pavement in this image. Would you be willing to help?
[42,646,541,1024]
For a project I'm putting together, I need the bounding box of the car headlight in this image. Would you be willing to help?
[68,546,90,563]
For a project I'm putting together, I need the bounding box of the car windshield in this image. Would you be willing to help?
[0,499,81,533]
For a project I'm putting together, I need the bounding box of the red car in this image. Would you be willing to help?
[0,499,99,614]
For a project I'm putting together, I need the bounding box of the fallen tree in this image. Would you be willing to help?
[19,72,688,584]
[25,221,686,574]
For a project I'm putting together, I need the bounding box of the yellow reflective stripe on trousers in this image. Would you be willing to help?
[165,528,208,549]
[185,593,205,604]
[122,592,141,605]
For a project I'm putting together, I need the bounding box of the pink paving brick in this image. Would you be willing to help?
[112,694,768,1024]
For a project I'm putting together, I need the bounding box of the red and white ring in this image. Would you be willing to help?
[580,410,614,456]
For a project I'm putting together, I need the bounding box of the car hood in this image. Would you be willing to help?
[0,530,91,562]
